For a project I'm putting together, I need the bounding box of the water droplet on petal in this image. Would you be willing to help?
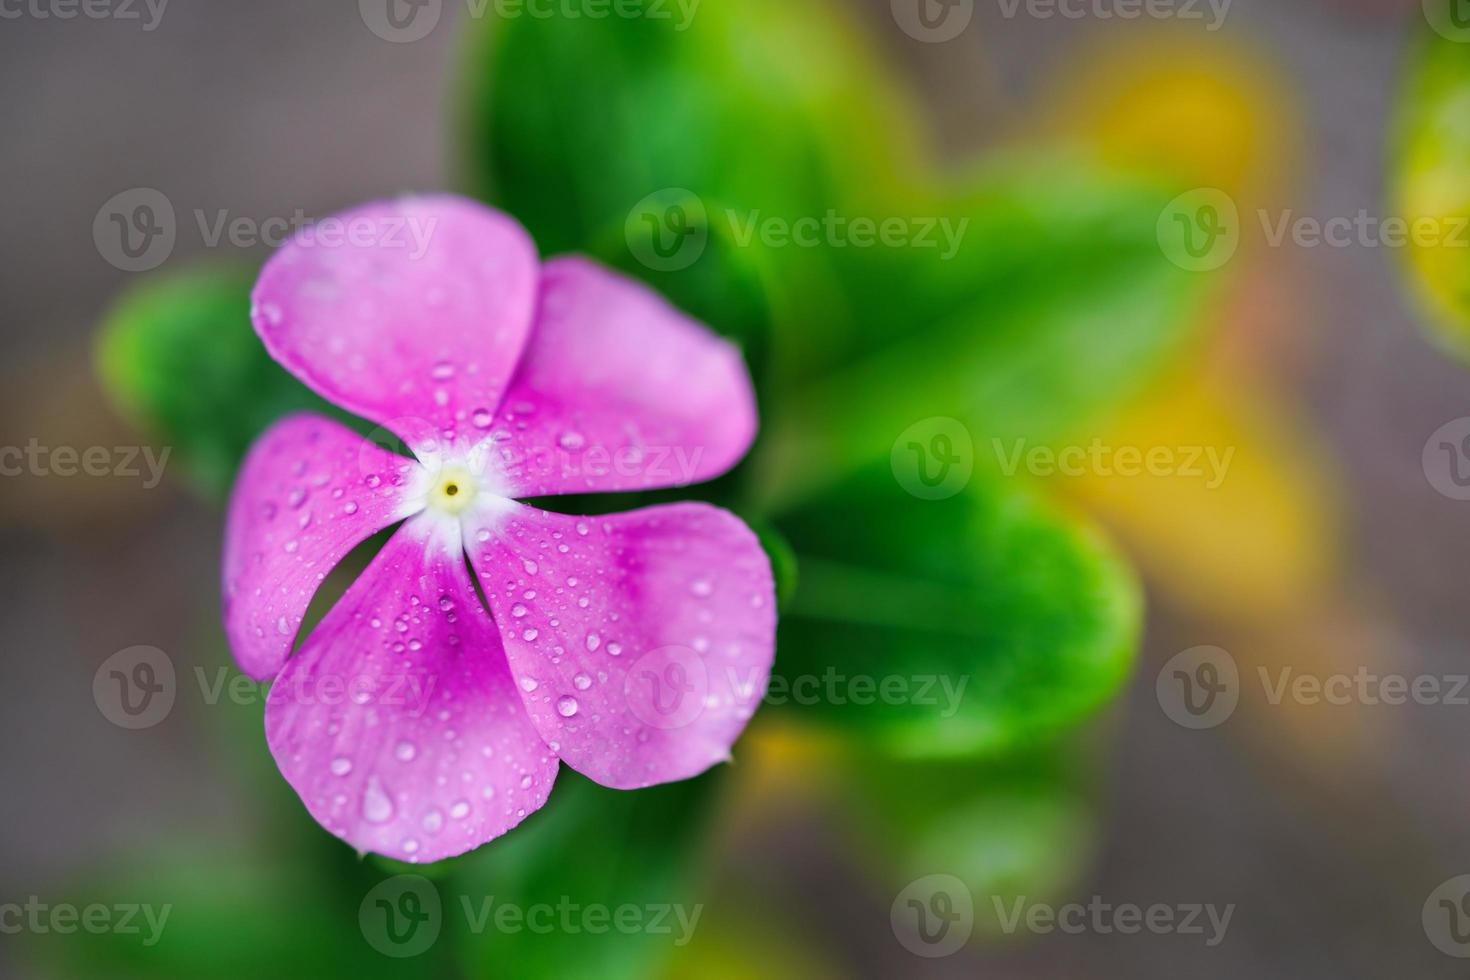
[395,741,417,762]
[362,776,394,823]
[519,676,538,692]
[557,696,579,717]
[573,672,592,691]
[330,757,352,776]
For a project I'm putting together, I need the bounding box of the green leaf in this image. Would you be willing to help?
[771,465,1140,758]
[449,771,720,979]
[1391,12,1470,357]
[95,264,339,499]
[755,159,1218,507]
[846,747,1101,937]
[454,0,928,380]
[456,0,922,256]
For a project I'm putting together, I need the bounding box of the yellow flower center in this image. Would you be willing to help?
[427,465,478,516]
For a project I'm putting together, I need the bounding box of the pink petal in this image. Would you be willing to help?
[223,413,421,681]
[489,257,757,496]
[251,196,539,454]
[464,501,776,789]
[265,516,558,863]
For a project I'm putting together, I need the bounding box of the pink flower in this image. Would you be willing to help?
[222,196,775,862]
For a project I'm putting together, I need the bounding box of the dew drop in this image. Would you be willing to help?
[585,632,600,652]
[395,740,417,762]
[519,676,539,693]
[330,757,352,776]
[511,603,528,618]
[362,776,394,823]
[573,672,592,691]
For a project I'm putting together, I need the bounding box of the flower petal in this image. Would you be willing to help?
[251,196,539,453]
[265,516,558,863]
[464,500,776,789]
[489,257,757,496]
[223,413,420,681]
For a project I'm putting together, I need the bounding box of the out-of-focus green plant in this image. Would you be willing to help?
[1393,3,1470,357]
[95,266,343,499]
[87,0,1220,975]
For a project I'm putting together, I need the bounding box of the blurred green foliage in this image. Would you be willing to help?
[1393,6,1470,357]
[776,465,1139,758]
